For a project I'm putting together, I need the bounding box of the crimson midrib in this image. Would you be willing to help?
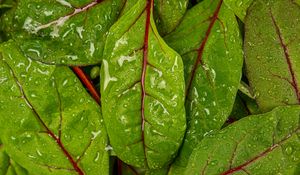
[6,63,84,175]
[141,0,153,166]
[270,12,300,103]
[185,0,223,97]
[220,128,299,175]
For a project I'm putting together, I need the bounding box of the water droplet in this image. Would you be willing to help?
[285,146,293,155]
[105,145,113,151]
[102,59,118,91]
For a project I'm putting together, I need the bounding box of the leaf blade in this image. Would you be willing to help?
[245,0,300,112]
[183,106,300,175]
[0,0,125,65]
[0,41,109,175]
[101,0,186,169]
[164,0,243,173]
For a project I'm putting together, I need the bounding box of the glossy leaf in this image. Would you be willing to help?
[153,0,188,36]
[223,0,253,21]
[245,0,300,112]
[101,0,186,169]
[184,106,300,175]
[0,41,109,175]
[0,0,125,65]
[164,0,243,173]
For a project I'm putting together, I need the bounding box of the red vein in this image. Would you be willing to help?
[72,67,100,104]
[220,128,299,175]
[117,159,123,175]
[35,0,104,32]
[270,11,300,103]
[185,0,223,97]
[6,63,84,175]
[141,0,153,167]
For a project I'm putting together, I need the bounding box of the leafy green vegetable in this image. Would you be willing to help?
[101,0,186,169]
[245,0,300,112]
[0,0,125,65]
[223,0,253,21]
[0,141,28,175]
[164,0,243,173]
[183,106,300,175]
[153,0,188,36]
[0,0,299,174]
[227,94,249,122]
[0,41,109,175]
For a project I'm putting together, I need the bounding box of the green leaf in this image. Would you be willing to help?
[101,0,186,169]
[223,0,253,21]
[0,41,109,175]
[227,94,250,122]
[164,0,243,173]
[238,81,255,99]
[244,0,300,112]
[153,0,188,36]
[0,139,10,174]
[0,143,28,175]
[0,0,125,65]
[183,106,300,175]
[145,168,168,175]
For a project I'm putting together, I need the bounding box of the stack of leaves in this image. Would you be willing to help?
[0,0,299,175]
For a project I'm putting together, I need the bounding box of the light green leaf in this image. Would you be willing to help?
[0,41,109,175]
[0,145,28,175]
[0,0,125,65]
[184,106,300,175]
[245,0,300,112]
[101,0,186,169]
[164,0,243,173]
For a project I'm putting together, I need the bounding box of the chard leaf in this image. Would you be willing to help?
[227,94,250,122]
[0,142,28,175]
[101,0,186,169]
[164,0,243,173]
[153,0,188,36]
[245,0,300,112]
[0,0,125,65]
[0,41,109,175]
[223,0,253,21]
[184,106,300,175]
[145,168,168,175]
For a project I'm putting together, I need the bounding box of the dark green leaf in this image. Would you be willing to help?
[101,0,186,169]
[153,0,188,36]
[245,0,300,112]
[184,106,300,175]
[0,142,28,175]
[164,0,243,173]
[0,0,125,65]
[223,0,253,21]
[0,41,109,175]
